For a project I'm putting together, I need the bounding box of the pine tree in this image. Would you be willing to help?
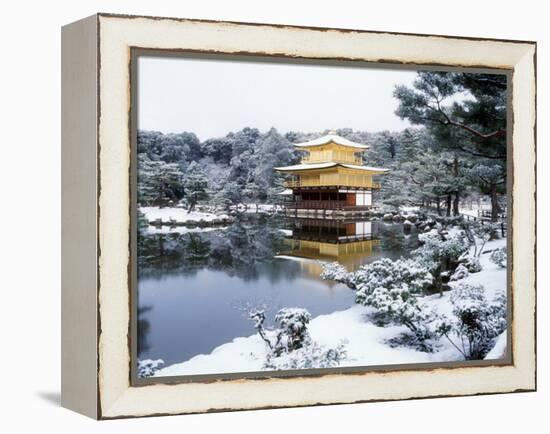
[137,154,184,206]
[183,161,209,212]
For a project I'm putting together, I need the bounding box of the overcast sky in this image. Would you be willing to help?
[138,55,418,140]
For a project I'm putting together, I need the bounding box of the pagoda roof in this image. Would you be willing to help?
[293,133,369,150]
[274,162,389,173]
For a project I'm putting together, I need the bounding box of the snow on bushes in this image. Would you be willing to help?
[434,284,506,360]
[322,257,433,297]
[272,308,312,356]
[450,264,469,281]
[462,221,501,257]
[322,257,435,350]
[264,341,347,370]
[460,255,482,273]
[321,229,507,355]
[414,230,469,272]
[319,262,349,283]
[413,229,469,294]
[249,307,347,369]
[363,285,436,351]
[353,258,433,300]
[489,247,507,268]
[138,359,165,378]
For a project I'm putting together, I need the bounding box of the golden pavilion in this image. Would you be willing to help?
[275,132,388,213]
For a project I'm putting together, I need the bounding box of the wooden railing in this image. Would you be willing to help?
[301,155,363,165]
[284,178,381,189]
[285,179,303,188]
[284,200,371,210]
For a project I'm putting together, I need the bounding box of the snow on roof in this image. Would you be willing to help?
[293,133,369,150]
[274,162,389,173]
[275,162,336,171]
[277,189,294,195]
[340,163,389,173]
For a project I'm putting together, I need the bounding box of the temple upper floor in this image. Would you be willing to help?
[301,145,364,165]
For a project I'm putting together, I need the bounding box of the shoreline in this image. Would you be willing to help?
[152,237,507,378]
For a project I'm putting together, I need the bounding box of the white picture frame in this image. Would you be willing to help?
[61,13,536,419]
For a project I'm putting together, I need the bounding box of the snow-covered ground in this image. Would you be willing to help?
[154,237,507,377]
[235,203,284,214]
[145,225,227,235]
[140,206,231,225]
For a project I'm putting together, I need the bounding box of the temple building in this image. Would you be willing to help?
[275,132,388,214]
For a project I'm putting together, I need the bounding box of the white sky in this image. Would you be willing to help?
[138,55,417,140]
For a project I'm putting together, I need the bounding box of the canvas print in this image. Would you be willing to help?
[134,55,508,380]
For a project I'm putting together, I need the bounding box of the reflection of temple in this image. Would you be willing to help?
[277,218,380,277]
[275,132,388,215]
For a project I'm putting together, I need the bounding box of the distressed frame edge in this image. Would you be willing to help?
[61,13,101,419]
[94,14,536,419]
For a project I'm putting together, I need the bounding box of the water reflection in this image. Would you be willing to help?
[137,215,419,365]
[277,217,380,277]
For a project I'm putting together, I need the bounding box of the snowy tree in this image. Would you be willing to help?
[138,130,201,165]
[213,181,243,211]
[249,309,272,350]
[394,71,507,216]
[322,258,435,350]
[249,307,312,357]
[272,308,312,356]
[249,307,347,369]
[183,161,209,212]
[462,220,500,257]
[201,136,233,165]
[470,162,506,221]
[394,71,506,162]
[250,128,299,201]
[435,284,506,360]
[414,229,469,295]
[137,154,184,206]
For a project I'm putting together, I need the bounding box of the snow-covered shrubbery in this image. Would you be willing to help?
[320,220,507,358]
[272,308,312,356]
[319,262,349,283]
[249,307,347,369]
[323,257,432,297]
[413,230,469,294]
[463,221,501,257]
[460,255,482,273]
[138,359,165,378]
[264,341,347,370]
[414,230,469,272]
[489,247,507,268]
[353,258,433,301]
[364,285,436,351]
[450,264,469,281]
[322,258,435,350]
[434,284,507,360]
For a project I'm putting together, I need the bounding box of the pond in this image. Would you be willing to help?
[137,215,420,366]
